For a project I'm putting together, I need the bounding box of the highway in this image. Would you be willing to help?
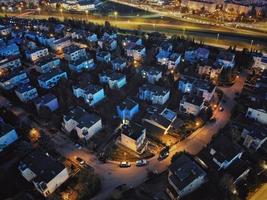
[1,10,267,52]
[48,72,247,200]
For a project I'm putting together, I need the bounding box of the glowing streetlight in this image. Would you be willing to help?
[37,7,41,14]
[18,7,22,13]
[29,128,40,143]
[85,10,88,20]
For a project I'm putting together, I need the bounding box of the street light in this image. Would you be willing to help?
[37,7,41,15]
[85,10,88,21]
[250,39,254,51]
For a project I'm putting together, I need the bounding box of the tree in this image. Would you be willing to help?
[171,151,189,163]
[219,174,237,198]
[38,105,52,121]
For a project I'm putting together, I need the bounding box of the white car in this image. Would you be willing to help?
[75,143,82,149]
[136,159,148,167]
[119,161,131,168]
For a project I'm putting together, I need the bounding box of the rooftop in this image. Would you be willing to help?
[0,121,14,137]
[118,98,139,111]
[140,84,170,96]
[121,123,145,140]
[15,84,36,93]
[37,68,65,82]
[33,93,57,105]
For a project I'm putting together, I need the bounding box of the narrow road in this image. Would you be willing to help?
[249,184,267,200]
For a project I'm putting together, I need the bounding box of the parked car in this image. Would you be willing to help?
[136,159,148,167]
[210,117,216,123]
[76,157,85,166]
[158,146,170,161]
[119,161,131,168]
[219,106,224,111]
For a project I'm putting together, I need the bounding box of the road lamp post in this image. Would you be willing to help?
[85,10,88,21]
[216,33,220,43]
[37,7,41,15]
[60,8,63,20]
[250,39,254,51]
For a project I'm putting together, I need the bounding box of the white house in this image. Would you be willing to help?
[0,69,29,90]
[63,45,87,62]
[120,123,147,154]
[62,107,102,140]
[15,84,38,102]
[98,35,117,51]
[99,71,127,89]
[25,47,49,62]
[73,84,105,106]
[241,125,267,150]
[0,122,18,152]
[33,93,59,112]
[141,67,162,84]
[253,55,267,70]
[0,43,20,57]
[87,32,98,42]
[117,98,139,123]
[166,154,207,200]
[37,69,67,89]
[35,56,61,73]
[48,37,72,53]
[0,57,21,71]
[138,84,170,105]
[69,56,95,72]
[198,65,223,80]
[179,95,205,116]
[126,44,146,61]
[215,51,235,68]
[96,51,111,63]
[18,151,69,197]
[111,57,127,71]
[246,106,267,125]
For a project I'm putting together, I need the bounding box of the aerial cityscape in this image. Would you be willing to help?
[0,0,266,200]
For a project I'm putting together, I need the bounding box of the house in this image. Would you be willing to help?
[179,94,205,116]
[0,122,18,152]
[63,45,86,62]
[126,44,146,61]
[178,75,216,102]
[198,65,223,80]
[15,84,38,102]
[96,51,111,63]
[33,93,59,112]
[0,43,20,57]
[141,67,162,84]
[0,69,29,90]
[122,35,142,46]
[156,50,171,65]
[37,69,67,89]
[35,56,61,73]
[197,135,243,171]
[166,154,207,199]
[18,151,69,197]
[117,98,139,122]
[241,124,267,150]
[224,159,250,185]
[143,107,176,134]
[0,57,21,71]
[215,51,235,68]
[87,32,98,42]
[195,47,210,61]
[119,123,148,154]
[73,84,105,106]
[167,53,181,69]
[69,56,95,72]
[184,49,196,63]
[246,106,267,125]
[159,41,173,52]
[111,57,127,71]
[253,55,267,70]
[48,37,72,52]
[25,47,49,62]
[62,107,102,140]
[98,35,117,51]
[138,84,170,105]
[99,71,127,89]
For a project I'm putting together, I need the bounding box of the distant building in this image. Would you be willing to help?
[18,151,69,197]
[86,32,98,42]
[99,71,127,89]
[0,69,29,90]
[0,122,18,152]
[138,84,170,105]
[25,47,49,62]
[120,123,147,154]
[96,51,111,63]
[126,44,146,61]
[0,43,20,57]
[62,107,102,140]
[179,94,205,116]
[37,69,67,89]
[0,57,21,71]
[33,93,59,112]
[141,67,162,84]
[98,35,117,51]
[122,35,142,47]
[68,56,95,72]
[48,37,72,52]
[198,65,223,80]
[73,84,105,106]
[185,47,210,63]
[0,25,11,36]
[117,98,139,122]
[253,55,267,70]
[156,52,181,69]
[111,57,127,71]
[166,154,207,200]
[35,56,60,73]
[215,51,235,68]
[15,84,38,102]
[63,45,86,62]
